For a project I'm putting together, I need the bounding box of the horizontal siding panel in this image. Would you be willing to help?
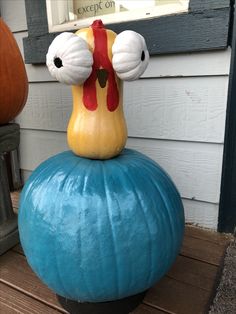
[19,129,223,203]
[14,31,230,81]
[144,49,230,77]
[16,83,72,131]
[20,169,218,230]
[16,77,228,143]
[183,199,218,230]
[0,0,27,32]
[127,138,223,204]
[19,130,69,170]
[125,77,228,142]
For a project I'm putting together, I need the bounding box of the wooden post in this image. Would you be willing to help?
[0,123,20,255]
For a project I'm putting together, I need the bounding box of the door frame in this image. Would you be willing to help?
[218,1,236,233]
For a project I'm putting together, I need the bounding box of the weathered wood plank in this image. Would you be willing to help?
[184,225,233,245]
[2,236,220,314]
[11,244,219,294]
[0,250,166,313]
[144,276,212,314]
[167,255,218,291]
[132,304,166,314]
[2,224,227,314]
[0,251,66,312]
[16,76,228,143]
[0,0,27,32]
[181,235,227,266]
[14,31,231,81]
[18,129,224,204]
[12,244,24,255]
[0,282,61,314]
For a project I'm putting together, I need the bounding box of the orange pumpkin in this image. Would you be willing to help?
[0,18,28,125]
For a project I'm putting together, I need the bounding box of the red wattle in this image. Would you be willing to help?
[83,21,119,112]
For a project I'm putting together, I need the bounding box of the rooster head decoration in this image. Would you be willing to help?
[46,20,149,159]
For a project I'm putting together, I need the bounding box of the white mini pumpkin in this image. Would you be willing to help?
[112,30,149,81]
[46,32,93,85]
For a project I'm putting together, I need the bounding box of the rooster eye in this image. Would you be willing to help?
[46,32,93,85]
[54,57,63,68]
[141,51,145,61]
[112,30,149,81]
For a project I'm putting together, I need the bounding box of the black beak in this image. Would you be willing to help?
[97,69,108,88]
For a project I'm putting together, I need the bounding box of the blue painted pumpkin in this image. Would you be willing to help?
[18,149,184,302]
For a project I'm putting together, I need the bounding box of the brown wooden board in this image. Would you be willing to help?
[11,244,219,293]
[1,250,168,314]
[0,242,223,314]
[12,243,24,255]
[185,225,232,245]
[181,235,227,266]
[144,276,212,314]
[2,197,227,314]
[0,251,66,313]
[167,255,218,291]
[132,304,167,314]
[0,282,61,314]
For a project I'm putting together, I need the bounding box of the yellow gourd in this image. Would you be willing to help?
[67,21,127,159]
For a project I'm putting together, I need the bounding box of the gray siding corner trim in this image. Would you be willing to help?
[23,0,232,64]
